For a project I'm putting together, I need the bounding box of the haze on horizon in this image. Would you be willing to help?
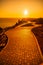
[0,0,43,18]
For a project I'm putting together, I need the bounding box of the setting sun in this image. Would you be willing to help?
[23,10,29,18]
[24,10,28,15]
[0,0,43,18]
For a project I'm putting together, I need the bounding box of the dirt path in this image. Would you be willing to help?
[0,27,42,65]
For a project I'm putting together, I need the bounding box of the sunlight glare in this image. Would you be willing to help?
[24,10,28,15]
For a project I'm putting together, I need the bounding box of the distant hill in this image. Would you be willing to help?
[0,18,43,32]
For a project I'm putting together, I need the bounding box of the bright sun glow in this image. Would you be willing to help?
[24,10,28,15]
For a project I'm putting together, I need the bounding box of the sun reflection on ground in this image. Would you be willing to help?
[19,28,30,35]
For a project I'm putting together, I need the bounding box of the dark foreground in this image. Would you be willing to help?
[32,26,43,54]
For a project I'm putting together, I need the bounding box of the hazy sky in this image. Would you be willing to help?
[0,0,43,18]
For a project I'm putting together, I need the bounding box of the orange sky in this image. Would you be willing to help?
[0,0,43,18]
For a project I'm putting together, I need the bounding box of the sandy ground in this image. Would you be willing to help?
[0,27,43,65]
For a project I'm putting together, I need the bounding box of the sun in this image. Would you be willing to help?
[24,10,28,15]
